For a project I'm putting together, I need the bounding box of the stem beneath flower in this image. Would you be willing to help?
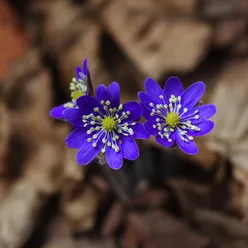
[101,162,130,205]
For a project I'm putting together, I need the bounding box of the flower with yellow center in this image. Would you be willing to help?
[139,77,216,155]
[149,94,201,143]
[63,82,150,170]
[82,100,136,154]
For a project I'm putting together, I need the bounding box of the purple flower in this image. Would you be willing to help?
[49,59,89,119]
[64,82,150,170]
[138,77,216,155]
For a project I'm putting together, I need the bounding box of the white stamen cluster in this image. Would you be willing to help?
[63,101,75,108]
[82,100,136,153]
[150,94,201,143]
[63,77,88,109]
[69,77,87,95]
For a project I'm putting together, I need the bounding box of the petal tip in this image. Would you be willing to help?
[137,91,144,99]
[65,137,73,148]
[83,58,88,65]
[49,105,65,119]
[108,81,120,95]
[49,109,56,118]
[196,81,206,90]
[107,154,123,170]
[144,77,158,87]
[181,145,199,155]
[167,75,181,81]
[204,120,215,134]
[76,156,88,166]
[109,163,123,170]
[212,104,217,115]
[109,81,119,87]
[83,58,88,75]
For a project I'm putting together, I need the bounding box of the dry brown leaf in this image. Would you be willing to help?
[31,0,83,41]
[64,149,85,182]
[124,0,160,12]
[58,20,109,90]
[4,50,55,142]
[200,0,248,19]
[101,201,124,235]
[213,19,246,47]
[206,59,248,217]
[207,59,248,166]
[61,185,101,233]
[0,180,43,248]
[24,139,66,195]
[131,188,167,209]
[44,217,116,248]
[101,0,212,79]
[123,211,209,248]
[155,0,198,14]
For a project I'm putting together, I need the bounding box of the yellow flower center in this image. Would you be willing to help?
[102,117,116,131]
[71,91,86,101]
[166,112,180,127]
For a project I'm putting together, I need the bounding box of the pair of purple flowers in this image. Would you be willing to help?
[50,59,216,170]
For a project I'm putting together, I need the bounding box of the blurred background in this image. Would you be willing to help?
[1,0,248,247]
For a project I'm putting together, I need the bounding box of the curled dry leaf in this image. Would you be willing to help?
[200,0,248,19]
[124,0,161,12]
[101,0,212,79]
[64,149,85,182]
[155,0,198,14]
[207,60,248,163]
[4,50,53,141]
[61,185,101,233]
[206,59,248,218]
[61,145,102,233]
[192,208,248,240]
[24,139,66,195]
[46,11,111,93]
[21,68,53,139]
[43,216,76,248]
[0,180,43,248]
[31,0,83,41]
[130,188,168,209]
[101,201,124,235]
[213,19,246,47]
[123,211,209,248]
[46,193,114,247]
[57,19,110,91]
